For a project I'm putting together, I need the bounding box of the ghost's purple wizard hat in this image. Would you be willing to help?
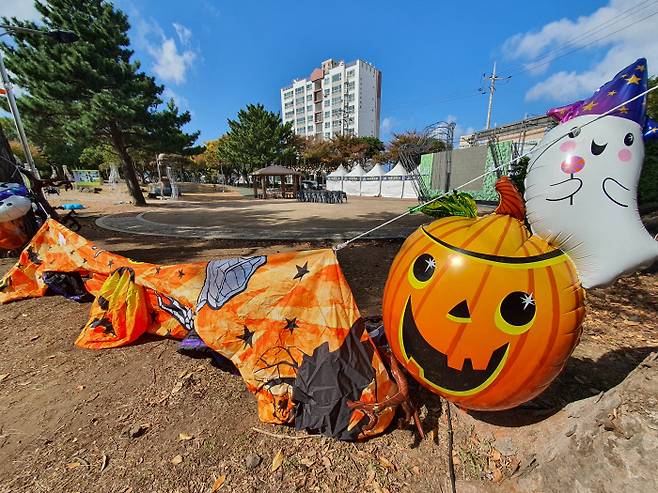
[546,58,657,140]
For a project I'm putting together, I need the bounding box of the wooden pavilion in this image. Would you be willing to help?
[251,165,301,199]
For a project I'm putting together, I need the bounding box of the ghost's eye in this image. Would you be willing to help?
[409,253,436,287]
[495,291,536,335]
[591,139,607,156]
[624,133,634,146]
[568,127,581,138]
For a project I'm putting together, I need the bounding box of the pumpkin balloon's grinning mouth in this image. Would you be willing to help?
[400,298,509,396]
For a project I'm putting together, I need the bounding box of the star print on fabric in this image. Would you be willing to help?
[636,64,645,72]
[155,266,161,274]
[293,262,310,280]
[582,101,598,111]
[607,90,617,96]
[107,259,114,268]
[618,105,629,114]
[284,318,298,333]
[177,269,185,279]
[626,74,641,85]
[521,293,535,310]
[238,325,255,348]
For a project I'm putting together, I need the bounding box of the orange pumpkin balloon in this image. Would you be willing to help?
[382,178,586,410]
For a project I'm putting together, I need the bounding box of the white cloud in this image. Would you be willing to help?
[163,87,189,110]
[173,23,192,46]
[0,0,40,21]
[132,15,198,85]
[148,38,196,84]
[381,116,395,134]
[502,0,658,103]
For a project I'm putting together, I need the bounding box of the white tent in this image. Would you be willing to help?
[343,163,366,196]
[326,164,348,191]
[360,163,387,197]
[381,162,416,199]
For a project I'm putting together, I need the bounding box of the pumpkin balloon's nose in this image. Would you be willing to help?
[561,155,585,174]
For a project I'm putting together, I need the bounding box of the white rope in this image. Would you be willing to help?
[333,84,658,251]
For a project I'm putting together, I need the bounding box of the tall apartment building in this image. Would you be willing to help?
[280,58,381,140]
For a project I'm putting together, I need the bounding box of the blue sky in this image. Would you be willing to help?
[3,0,657,145]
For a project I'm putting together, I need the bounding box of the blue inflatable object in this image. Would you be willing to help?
[0,182,29,200]
[61,203,86,210]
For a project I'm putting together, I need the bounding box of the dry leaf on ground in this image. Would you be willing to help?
[271,449,284,472]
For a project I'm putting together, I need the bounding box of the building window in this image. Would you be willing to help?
[323,88,330,96]
[284,101,294,109]
[347,93,355,102]
[348,104,355,112]
[307,125,314,132]
[285,111,294,118]
[284,91,293,99]
[324,100,330,107]
[331,73,342,82]
[296,118,305,125]
[331,85,341,94]
[324,111,330,118]
[307,116,313,122]
[324,132,330,138]
[295,87,304,94]
[347,69,355,79]
[332,97,341,106]
[324,122,330,128]
[306,94,312,102]
[296,107,305,114]
[346,81,355,90]
[307,105,313,112]
[295,97,304,105]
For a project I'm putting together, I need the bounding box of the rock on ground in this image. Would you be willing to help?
[513,352,658,493]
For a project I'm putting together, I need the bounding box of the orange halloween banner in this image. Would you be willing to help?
[0,219,398,440]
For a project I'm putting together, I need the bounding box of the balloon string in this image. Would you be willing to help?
[332,84,658,252]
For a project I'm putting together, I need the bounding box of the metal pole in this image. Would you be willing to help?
[0,49,38,176]
[485,61,496,130]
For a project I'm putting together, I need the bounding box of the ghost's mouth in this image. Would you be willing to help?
[546,176,583,205]
[602,177,629,208]
[400,298,509,396]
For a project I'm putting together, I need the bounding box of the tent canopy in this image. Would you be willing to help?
[346,163,366,177]
[252,165,301,176]
[328,164,348,177]
[365,164,387,177]
[386,162,408,177]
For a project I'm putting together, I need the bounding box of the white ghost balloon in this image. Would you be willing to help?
[525,114,658,288]
[0,194,32,223]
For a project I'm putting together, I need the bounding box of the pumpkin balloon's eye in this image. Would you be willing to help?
[624,133,634,146]
[409,253,436,288]
[495,291,536,335]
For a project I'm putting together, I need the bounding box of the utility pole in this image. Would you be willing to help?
[0,51,37,176]
[0,25,78,178]
[483,61,510,130]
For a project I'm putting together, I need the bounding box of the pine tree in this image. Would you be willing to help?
[218,103,296,180]
[1,0,198,205]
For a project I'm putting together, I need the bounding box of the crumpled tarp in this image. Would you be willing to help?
[0,219,398,440]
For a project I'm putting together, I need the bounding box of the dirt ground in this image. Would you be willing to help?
[0,192,657,493]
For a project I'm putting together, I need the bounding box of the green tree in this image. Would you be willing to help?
[640,76,658,205]
[218,104,295,180]
[0,117,18,141]
[1,0,198,205]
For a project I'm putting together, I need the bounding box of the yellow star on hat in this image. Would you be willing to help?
[626,74,641,85]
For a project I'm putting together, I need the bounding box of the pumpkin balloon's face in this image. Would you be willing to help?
[382,213,586,411]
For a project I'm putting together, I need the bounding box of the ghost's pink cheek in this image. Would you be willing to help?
[561,155,585,174]
[560,141,577,152]
[618,149,632,162]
